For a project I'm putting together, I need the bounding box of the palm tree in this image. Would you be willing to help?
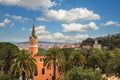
[69,52,86,68]
[44,46,65,80]
[87,48,103,70]
[9,50,37,80]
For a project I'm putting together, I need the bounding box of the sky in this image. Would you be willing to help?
[0,0,120,43]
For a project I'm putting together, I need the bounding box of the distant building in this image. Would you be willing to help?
[93,40,101,49]
[74,43,81,50]
[16,44,29,50]
[63,44,75,49]
[82,45,91,49]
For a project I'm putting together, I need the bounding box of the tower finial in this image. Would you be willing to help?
[33,18,35,22]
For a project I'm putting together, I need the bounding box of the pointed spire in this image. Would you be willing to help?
[32,23,35,34]
[32,23,37,38]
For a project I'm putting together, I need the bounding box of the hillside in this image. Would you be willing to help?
[81,33,120,49]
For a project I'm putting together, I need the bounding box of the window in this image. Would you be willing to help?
[40,58,44,62]
[42,68,45,75]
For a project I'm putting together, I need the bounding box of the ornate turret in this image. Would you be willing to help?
[29,24,38,55]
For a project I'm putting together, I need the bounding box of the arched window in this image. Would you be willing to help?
[42,68,45,75]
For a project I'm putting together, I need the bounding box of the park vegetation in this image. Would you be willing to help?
[0,33,120,80]
[81,33,120,49]
[0,42,37,80]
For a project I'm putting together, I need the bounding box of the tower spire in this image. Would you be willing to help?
[31,23,37,38]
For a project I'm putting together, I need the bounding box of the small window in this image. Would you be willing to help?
[40,58,44,62]
[42,68,45,75]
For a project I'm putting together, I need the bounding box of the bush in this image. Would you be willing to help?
[0,73,13,80]
[64,67,103,80]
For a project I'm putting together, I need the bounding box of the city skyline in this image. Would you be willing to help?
[0,0,120,43]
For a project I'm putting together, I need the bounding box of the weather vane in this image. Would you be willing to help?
[33,17,35,23]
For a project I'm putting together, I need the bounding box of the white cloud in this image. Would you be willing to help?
[39,34,52,40]
[5,14,30,22]
[101,20,120,27]
[36,17,48,21]
[53,32,67,39]
[62,22,99,32]
[0,0,56,10]
[0,23,5,27]
[12,15,29,22]
[5,14,10,17]
[74,34,89,39]
[4,18,11,24]
[52,33,89,42]
[34,25,49,35]
[28,25,90,42]
[21,28,26,30]
[29,25,89,42]
[38,8,100,22]
[0,18,14,27]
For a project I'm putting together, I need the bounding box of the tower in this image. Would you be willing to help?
[94,39,98,45]
[29,24,38,55]
[93,39,101,49]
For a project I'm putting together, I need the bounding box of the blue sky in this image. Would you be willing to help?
[0,0,120,43]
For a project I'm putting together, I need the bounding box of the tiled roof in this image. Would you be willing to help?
[35,48,46,56]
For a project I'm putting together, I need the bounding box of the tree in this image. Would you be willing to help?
[81,38,94,46]
[105,48,120,77]
[64,67,102,80]
[69,52,86,68]
[87,48,103,70]
[106,57,120,77]
[100,50,112,73]
[62,48,76,73]
[81,33,120,49]
[9,50,37,80]
[0,72,13,80]
[44,46,65,80]
[0,42,19,74]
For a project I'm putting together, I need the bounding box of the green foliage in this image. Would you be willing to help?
[0,73,13,80]
[64,67,102,80]
[44,47,65,80]
[9,50,37,80]
[106,57,120,77]
[87,48,103,69]
[69,51,86,67]
[0,42,19,73]
[62,48,76,61]
[105,48,120,77]
[81,33,120,49]
[81,38,94,46]
[111,48,120,57]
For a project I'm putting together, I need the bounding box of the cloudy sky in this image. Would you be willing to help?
[0,0,120,43]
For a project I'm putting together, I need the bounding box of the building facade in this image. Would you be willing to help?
[93,40,101,49]
[29,24,60,80]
